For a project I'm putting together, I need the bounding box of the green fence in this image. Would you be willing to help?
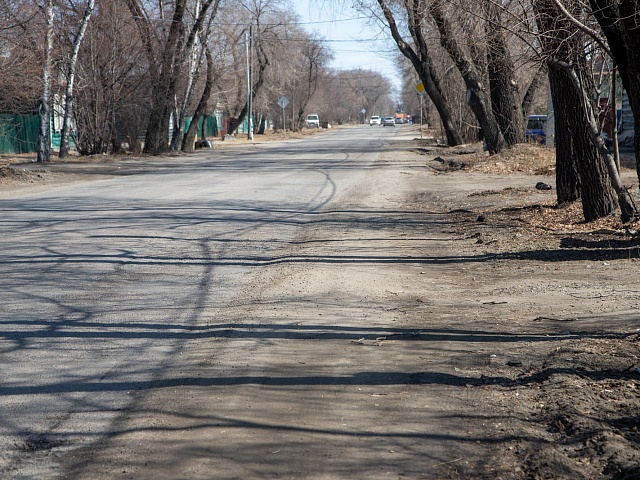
[184,115,219,138]
[0,114,219,154]
[0,114,39,154]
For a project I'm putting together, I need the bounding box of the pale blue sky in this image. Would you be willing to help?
[292,0,400,91]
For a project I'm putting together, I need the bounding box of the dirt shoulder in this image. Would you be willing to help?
[4,131,640,479]
[399,137,640,478]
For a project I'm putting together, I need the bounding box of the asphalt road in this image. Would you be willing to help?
[0,126,411,478]
[4,125,637,479]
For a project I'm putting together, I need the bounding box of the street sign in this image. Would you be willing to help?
[414,81,426,95]
[360,108,366,114]
[278,96,289,135]
[278,96,289,108]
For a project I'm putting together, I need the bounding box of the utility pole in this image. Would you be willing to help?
[612,64,620,172]
[245,26,253,141]
[420,94,423,139]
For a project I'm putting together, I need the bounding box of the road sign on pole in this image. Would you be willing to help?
[278,96,289,135]
[420,94,423,139]
[278,96,289,109]
[414,82,426,139]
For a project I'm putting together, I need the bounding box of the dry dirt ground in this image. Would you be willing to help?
[2,132,640,479]
[404,140,640,479]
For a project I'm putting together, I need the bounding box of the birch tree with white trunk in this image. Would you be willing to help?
[59,0,95,158]
[37,0,54,163]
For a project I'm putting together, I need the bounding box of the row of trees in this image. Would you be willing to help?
[0,0,395,158]
[359,0,640,222]
[3,0,639,222]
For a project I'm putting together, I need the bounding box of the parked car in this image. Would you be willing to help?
[382,117,395,127]
[369,115,381,126]
[306,113,320,128]
[526,115,547,143]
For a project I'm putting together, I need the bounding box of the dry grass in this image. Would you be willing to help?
[412,140,557,175]
[465,143,557,176]
[517,201,640,234]
[415,139,640,232]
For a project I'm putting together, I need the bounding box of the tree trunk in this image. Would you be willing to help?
[59,0,95,158]
[37,0,54,163]
[201,114,209,140]
[183,46,214,152]
[535,0,619,221]
[429,0,505,154]
[143,0,186,155]
[296,106,306,132]
[485,2,524,146]
[558,60,637,222]
[590,0,640,191]
[561,65,617,221]
[548,64,580,204]
[376,0,463,146]
[294,52,317,131]
[257,114,266,134]
[137,0,220,155]
[226,112,244,137]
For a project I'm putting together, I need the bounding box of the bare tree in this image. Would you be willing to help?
[0,0,43,115]
[59,0,95,158]
[171,0,222,151]
[308,68,393,126]
[350,69,393,117]
[588,0,640,190]
[37,0,54,162]
[210,5,247,135]
[485,0,524,146]
[534,0,637,221]
[72,0,150,155]
[367,0,464,146]
[182,43,214,152]
[226,25,269,135]
[224,0,286,135]
[292,34,332,131]
[428,0,505,154]
[122,0,220,155]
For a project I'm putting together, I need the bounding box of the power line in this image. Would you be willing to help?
[291,16,370,26]
[208,16,370,28]
[276,37,384,43]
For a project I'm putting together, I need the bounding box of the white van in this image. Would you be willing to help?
[306,114,320,128]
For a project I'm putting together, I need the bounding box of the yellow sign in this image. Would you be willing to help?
[414,81,426,95]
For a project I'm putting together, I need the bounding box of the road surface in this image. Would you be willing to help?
[5,125,560,479]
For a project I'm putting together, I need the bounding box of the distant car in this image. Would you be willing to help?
[395,117,404,124]
[526,115,547,143]
[382,117,395,127]
[306,114,320,128]
[369,115,381,126]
